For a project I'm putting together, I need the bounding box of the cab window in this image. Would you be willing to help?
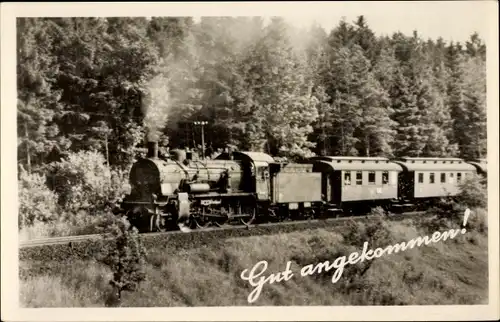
[418,173,424,183]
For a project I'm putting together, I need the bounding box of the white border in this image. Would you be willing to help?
[1,2,499,321]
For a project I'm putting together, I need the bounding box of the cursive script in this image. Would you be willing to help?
[240,260,294,303]
[239,208,472,304]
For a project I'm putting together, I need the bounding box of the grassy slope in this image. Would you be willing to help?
[19,217,488,307]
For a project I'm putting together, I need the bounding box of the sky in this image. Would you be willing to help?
[190,1,494,44]
[5,1,496,44]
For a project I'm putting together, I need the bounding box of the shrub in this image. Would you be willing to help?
[18,169,60,228]
[46,151,129,215]
[342,211,395,249]
[456,174,487,209]
[370,206,387,217]
[60,210,122,236]
[464,207,488,234]
[424,174,487,233]
[100,216,147,305]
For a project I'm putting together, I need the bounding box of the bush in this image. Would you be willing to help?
[100,217,147,306]
[46,151,129,215]
[456,174,487,209]
[424,174,488,234]
[18,169,60,228]
[342,211,395,249]
[464,207,488,234]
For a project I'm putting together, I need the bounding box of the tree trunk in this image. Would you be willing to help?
[105,134,109,168]
[341,123,345,155]
[322,126,327,156]
[365,134,370,156]
[24,121,31,174]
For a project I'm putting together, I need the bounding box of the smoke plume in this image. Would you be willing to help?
[142,73,170,142]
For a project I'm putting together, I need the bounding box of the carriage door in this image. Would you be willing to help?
[254,162,270,200]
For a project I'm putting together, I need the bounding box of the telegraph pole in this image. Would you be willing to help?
[194,121,208,159]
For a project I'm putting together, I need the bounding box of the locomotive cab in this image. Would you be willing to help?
[215,151,275,199]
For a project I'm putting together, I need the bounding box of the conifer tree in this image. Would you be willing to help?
[236,18,319,158]
[17,18,66,172]
[390,67,425,156]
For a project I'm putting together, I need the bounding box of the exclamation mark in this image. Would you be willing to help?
[461,208,471,234]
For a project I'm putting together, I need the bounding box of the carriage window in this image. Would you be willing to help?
[382,171,389,184]
[368,171,376,184]
[430,173,435,184]
[450,173,454,178]
[344,171,351,185]
[457,172,462,182]
[356,171,363,185]
[418,173,424,183]
[441,173,446,183]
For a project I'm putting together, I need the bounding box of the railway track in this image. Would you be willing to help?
[19,210,428,249]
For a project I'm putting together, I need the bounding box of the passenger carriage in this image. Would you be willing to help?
[309,156,403,213]
[393,157,477,204]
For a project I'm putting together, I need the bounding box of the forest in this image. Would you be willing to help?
[17,17,487,236]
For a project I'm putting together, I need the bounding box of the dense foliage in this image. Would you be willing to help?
[17,16,487,168]
[17,17,487,235]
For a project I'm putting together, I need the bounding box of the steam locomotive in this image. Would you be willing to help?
[119,141,487,233]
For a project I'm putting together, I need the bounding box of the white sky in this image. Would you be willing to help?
[4,1,495,44]
[190,1,494,43]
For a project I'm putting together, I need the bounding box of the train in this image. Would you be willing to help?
[118,141,488,233]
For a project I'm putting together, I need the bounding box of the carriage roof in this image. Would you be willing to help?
[393,158,476,172]
[309,156,403,171]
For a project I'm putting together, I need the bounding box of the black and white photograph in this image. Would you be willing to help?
[1,1,499,321]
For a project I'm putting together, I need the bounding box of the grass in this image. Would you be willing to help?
[19,211,118,242]
[19,212,489,307]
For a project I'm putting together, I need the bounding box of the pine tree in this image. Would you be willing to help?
[328,18,355,49]
[17,18,67,172]
[461,54,487,158]
[323,47,361,155]
[235,18,319,158]
[322,39,394,156]
[390,66,425,156]
[302,23,331,156]
[351,16,379,63]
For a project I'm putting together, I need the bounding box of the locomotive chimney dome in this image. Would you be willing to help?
[170,149,187,163]
[147,141,159,159]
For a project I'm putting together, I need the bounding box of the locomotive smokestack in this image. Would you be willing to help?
[147,141,158,159]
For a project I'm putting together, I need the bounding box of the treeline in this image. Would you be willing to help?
[18,16,487,173]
